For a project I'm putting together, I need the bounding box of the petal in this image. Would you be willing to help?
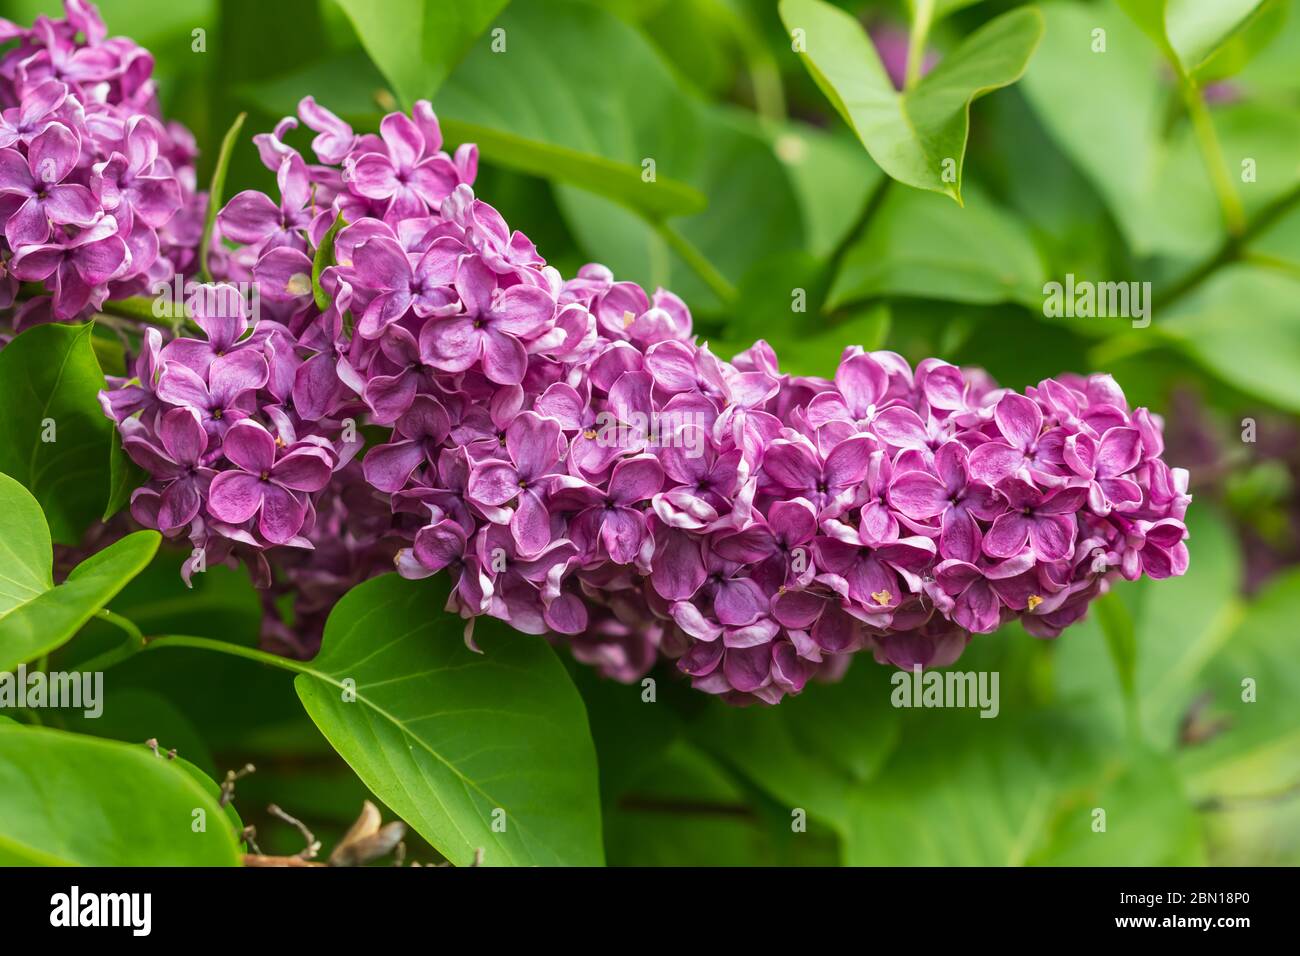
[363,370,416,425]
[468,460,521,507]
[43,184,100,226]
[362,439,426,493]
[651,529,706,600]
[823,434,873,490]
[506,410,561,479]
[480,329,528,384]
[207,470,264,524]
[209,349,269,402]
[158,477,202,531]
[835,353,887,413]
[159,406,207,466]
[723,644,771,692]
[888,470,948,520]
[218,190,281,243]
[994,392,1042,451]
[418,317,480,372]
[221,423,276,479]
[253,246,315,302]
[272,448,333,491]
[511,490,552,556]
[489,283,554,336]
[156,361,210,408]
[940,507,982,563]
[601,507,646,564]
[259,484,307,544]
[983,512,1031,559]
[27,121,79,184]
[714,577,767,627]
[609,454,664,505]
[380,112,423,169]
[645,339,698,392]
[967,441,1026,485]
[347,152,398,199]
[873,406,929,450]
[1095,426,1142,478]
[1029,514,1075,562]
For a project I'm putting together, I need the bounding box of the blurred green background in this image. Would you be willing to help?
[7,0,1300,865]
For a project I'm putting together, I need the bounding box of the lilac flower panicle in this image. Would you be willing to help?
[0,1,200,323]
[0,4,1192,701]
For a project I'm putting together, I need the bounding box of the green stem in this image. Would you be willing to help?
[199,112,247,283]
[1156,181,1300,309]
[76,609,147,672]
[143,634,311,675]
[1181,78,1245,237]
[654,221,738,305]
[708,0,786,124]
[905,0,935,92]
[96,295,175,327]
[1242,250,1300,281]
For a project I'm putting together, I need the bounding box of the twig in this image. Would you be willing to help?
[144,738,177,760]
[219,763,255,808]
[267,803,322,861]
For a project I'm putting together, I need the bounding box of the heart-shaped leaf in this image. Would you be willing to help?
[780,0,1044,202]
[0,724,241,866]
[0,323,123,543]
[294,573,603,866]
[336,0,707,221]
[336,0,511,105]
[0,471,159,672]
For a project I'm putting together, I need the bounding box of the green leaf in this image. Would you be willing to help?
[56,686,218,779]
[433,2,709,221]
[312,211,347,312]
[1094,590,1138,706]
[199,111,246,283]
[361,0,707,220]
[1030,747,1205,865]
[1177,567,1300,799]
[0,323,120,543]
[603,740,833,866]
[105,429,144,521]
[554,106,803,308]
[1159,264,1300,412]
[772,124,883,258]
[0,724,241,866]
[1023,3,1300,260]
[779,0,1044,203]
[293,574,603,866]
[1186,0,1288,81]
[1054,507,1243,748]
[694,662,901,830]
[336,0,510,105]
[0,471,159,672]
[1121,0,1279,75]
[828,182,1046,308]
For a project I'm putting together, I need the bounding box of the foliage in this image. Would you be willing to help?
[0,0,1297,867]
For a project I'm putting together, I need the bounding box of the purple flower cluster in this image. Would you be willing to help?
[87,91,1193,702]
[0,1,201,326]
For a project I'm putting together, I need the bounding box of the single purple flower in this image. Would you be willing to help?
[207,419,334,544]
[122,405,214,531]
[983,477,1086,562]
[418,254,555,384]
[0,121,99,247]
[467,410,567,556]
